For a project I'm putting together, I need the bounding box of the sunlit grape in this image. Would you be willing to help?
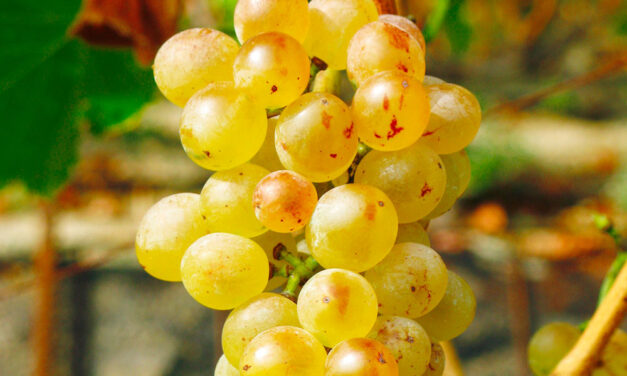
[251,117,285,172]
[325,338,399,376]
[252,231,297,291]
[215,355,239,376]
[379,14,426,51]
[423,341,446,376]
[423,75,446,85]
[306,184,398,272]
[351,71,430,151]
[424,149,471,219]
[528,322,580,376]
[154,28,239,107]
[180,233,269,310]
[397,221,431,246]
[180,82,267,171]
[234,0,310,43]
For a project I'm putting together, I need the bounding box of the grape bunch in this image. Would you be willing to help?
[137,0,481,375]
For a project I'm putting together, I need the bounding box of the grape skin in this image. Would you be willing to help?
[325,338,399,376]
[396,221,431,246]
[379,14,426,52]
[215,355,239,376]
[154,28,239,107]
[250,117,285,172]
[424,149,471,220]
[423,342,446,376]
[234,0,310,43]
[251,231,297,291]
[527,322,580,376]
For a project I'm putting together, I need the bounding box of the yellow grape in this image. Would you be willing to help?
[421,83,482,154]
[368,315,432,375]
[222,293,300,367]
[304,0,378,70]
[153,28,239,107]
[297,268,378,347]
[251,117,285,172]
[423,341,446,376]
[215,355,239,376]
[325,338,399,376]
[379,14,426,52]
[527,322,580,376]
[234,32,310,109]
[201,163,270,238]
[354,141,447,223]
[234,0,310,43]
[180,82,267,171]
[306,184,398,272]
[423,75,446,85]
[351,71,430,151]
[347,20,425,86]
[365,243,448,318]
[135,193,208,282]
[253,170,318,233]
[416,271,476,341]
[275,92,358,182]
[239,326,327,376]
[424,149,471,219]
[593,329,627,376]
[396,221,431,246]
[180,233,269,310]
[252,231,297,291]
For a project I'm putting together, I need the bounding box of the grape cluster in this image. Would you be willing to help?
[137,1,481,375]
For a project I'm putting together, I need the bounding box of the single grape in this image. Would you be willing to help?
[306,184,398,272]
[135,193,208,282]
[424,150,471,219]
[222,293,300,367]
[379,14,426,51]
[297,268,378,347]
[253,170,318,233]
[527,322,580,376]
[234,32,310,109]
[416,271,476,340]
[153,28,239,107]
[215,355,239,376]
[304,0,378,70]
[421,83,481,154]
[275,92,358,182]
[367,315,432,375]
[180,233,269,310]
[347,20,425,86]
[180,82,267,171]
[354,141,446,223]
[252,231,297,291]
[397,221,431,246]
[365,243,448,318]
[239,326,327,376]
[423,341,446,376]
[234,0,310,43]
[325,338,399,376]
[422,75,446,85]
[250,117,285,172]
[351,71,430,151]
[593,329,627,376]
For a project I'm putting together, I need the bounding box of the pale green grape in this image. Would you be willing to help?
[367,315,432,375]
[365,243,448,318]
[222,293,300,367]
[397,222,431,246]
[527,322,580,376]
[593,329,627,376]
[424,150,471,219]
[215,355,239,376]
[379,14,425,51]
[306,184,398,272]
[201,163,270,238]
[304,0,378,70]
[234,0,310,43]
[251,117,285,172]
[421,83,482,154]
[416,271,476,340]
[297,268,378,347]
[180,233,269,310]
[239,326,327,376]
[325,338,399,376]
[135,193,208,282]
[423,342,445,376]
[180,82,267,171]
[253,170,318,233]
[234,32,310,109]
[154,28,239,107]
[275,92,358,182]
[354,141,446,223]
[347,20,425,86]
[252,231,297,291]
[351,71,430,151]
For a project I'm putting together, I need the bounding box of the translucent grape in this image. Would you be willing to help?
[423,342,446,376]
[215,355,239,376]
[416,271,476,340]
[593,329,627,376]
[201,163,270,238]
[251,117,285,172]
[354,141,447,223]
[297,269,378,347]
[527,322,580,376]
[421,83,482,154]
[253,170,318,233]
[275,92,358,182]
[239,326,327,376]
[367,315,432,375]
[424,150,471,219]
[234,0,310,43]
[180,233,269,310]
[306,184,398,272]
[351,71,430,151]
[252,231,297,291]
[379,14,426,52]
[423,75,446,85]
[154,28,239,107]
[136,193,208,282]
[364,243,448,318]
[222,293,300,367]
[234,32,310,109]
[304,0,378,70]
[180,82,267,171]
[325,338,399,376]
[347,20,425,86]
[396,222,431,246]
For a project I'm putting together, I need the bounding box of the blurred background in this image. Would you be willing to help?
[1,0,626,375]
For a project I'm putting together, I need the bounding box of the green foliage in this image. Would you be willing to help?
[443,0,472,54]
[211,0,238,38]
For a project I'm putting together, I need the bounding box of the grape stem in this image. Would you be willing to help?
[594,214,625,306]
[278,248,319,300]
[373,0,398,15]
